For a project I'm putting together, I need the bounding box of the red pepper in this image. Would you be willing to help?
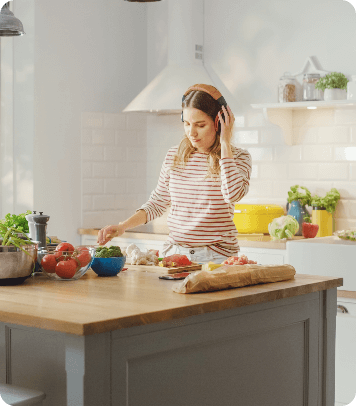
[302,222,319,238]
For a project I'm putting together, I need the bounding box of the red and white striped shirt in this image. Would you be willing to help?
[139,145,252,257]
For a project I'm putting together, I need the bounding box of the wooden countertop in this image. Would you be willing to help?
[78,229,308,249]
[0,268,342,336]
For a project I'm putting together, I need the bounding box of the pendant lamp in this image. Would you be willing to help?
[0,1,25,36]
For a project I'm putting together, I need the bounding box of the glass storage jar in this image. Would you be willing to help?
[347,75,356,100]
[302,73,322,101]
[278,72,297,103]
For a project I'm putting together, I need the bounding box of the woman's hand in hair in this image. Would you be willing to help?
[218,105,235,145]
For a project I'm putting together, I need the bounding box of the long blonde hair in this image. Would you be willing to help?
[172,89,223,178]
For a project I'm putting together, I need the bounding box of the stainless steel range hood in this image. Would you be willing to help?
[123,0,216,114]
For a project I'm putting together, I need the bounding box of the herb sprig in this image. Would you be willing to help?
[311,188,341,214]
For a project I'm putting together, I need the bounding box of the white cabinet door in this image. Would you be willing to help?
[335,299,356,406]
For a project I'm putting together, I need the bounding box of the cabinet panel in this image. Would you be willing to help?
[335,300,356,406]
[112,298,320,406]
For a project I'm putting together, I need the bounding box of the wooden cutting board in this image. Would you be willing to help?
[126,262,202,275]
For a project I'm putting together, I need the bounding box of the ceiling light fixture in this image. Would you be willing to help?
[0,1,25,36]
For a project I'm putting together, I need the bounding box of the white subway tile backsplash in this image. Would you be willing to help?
[81,129,93,144]
[81,112,103,128]
[104,178,127,194]
[103,113,126,130]
[245,111,269,127]
[102,210,129,226]
[335,218,356,231]
[334,108,356,125]
[319,163,349,180]
[82,145,104,161]
[294,127,318,144]
[104,146,126,162]
[245,180,274,198]
[232,130,259,144]
[334,147,356,161]
[82,195,92,211]
[81,109,356,231]
[317,126,350,144]
[82,179,104,194]
[93,162,115,178]
[248,147,273,161]
[126,113,147,130]
[288,163,318,179]
[82,211,104,228]
[350,126,356,143]
[115,194,139,209]
[126,177,147,194]
[115,162,137,178]
[260,163,288,179]
[81,162,92,178]
[260,129,284,145]
[335,200,356,218]
[303,145,333,161]
[126,147,146,162]
[93,194,116,210]
[234,115,245,128]
[115,130,138,146]
[92,129,115,145]
[251,164,258,179]
[274,145,302,162]
[351,164,356,180]
[332,181,356,199]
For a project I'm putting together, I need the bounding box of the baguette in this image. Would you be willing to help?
[172,264,296,294]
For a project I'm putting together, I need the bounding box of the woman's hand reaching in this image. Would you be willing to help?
[97,223,125,245]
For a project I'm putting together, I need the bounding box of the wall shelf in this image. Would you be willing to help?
[251,100,356,145]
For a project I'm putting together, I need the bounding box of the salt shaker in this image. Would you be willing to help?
[25,211,37,241]
[278,72,297,103]
[33,212,50,250]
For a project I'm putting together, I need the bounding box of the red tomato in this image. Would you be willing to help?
[55,259,77,279]
[76,248,91,267]
[55,242,75,254]
[41,254,57,273]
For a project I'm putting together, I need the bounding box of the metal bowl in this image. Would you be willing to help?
[0,245,37,285]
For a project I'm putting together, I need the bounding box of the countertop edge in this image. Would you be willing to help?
[0,275,343,336]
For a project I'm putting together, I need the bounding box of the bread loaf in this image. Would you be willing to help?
[172,264,296,294]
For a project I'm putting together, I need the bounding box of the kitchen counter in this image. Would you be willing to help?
[0,269,341,406]
[0,269,342,336]
[78,228,308,249]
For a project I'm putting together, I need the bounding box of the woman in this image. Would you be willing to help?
[97,84,252,264]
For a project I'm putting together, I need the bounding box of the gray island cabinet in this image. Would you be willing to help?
[0,269,342,406]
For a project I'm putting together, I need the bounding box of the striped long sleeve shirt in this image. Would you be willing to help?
[139,145,252,257]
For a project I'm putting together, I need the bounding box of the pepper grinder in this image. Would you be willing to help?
[33,212,50,250]
[25,211,37,241]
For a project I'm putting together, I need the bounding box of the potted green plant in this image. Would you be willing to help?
[315,72,349,101]
[310,188,341,237]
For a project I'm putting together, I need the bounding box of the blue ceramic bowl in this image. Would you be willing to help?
[91,256,126,277]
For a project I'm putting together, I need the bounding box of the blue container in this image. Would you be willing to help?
[286,200,310,236]
[91,256,126,277]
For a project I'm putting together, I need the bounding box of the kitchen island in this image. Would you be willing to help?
[0,268,342,406]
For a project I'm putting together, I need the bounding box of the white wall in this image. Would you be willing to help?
[141,0,356,231]
[5,0,148,244]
